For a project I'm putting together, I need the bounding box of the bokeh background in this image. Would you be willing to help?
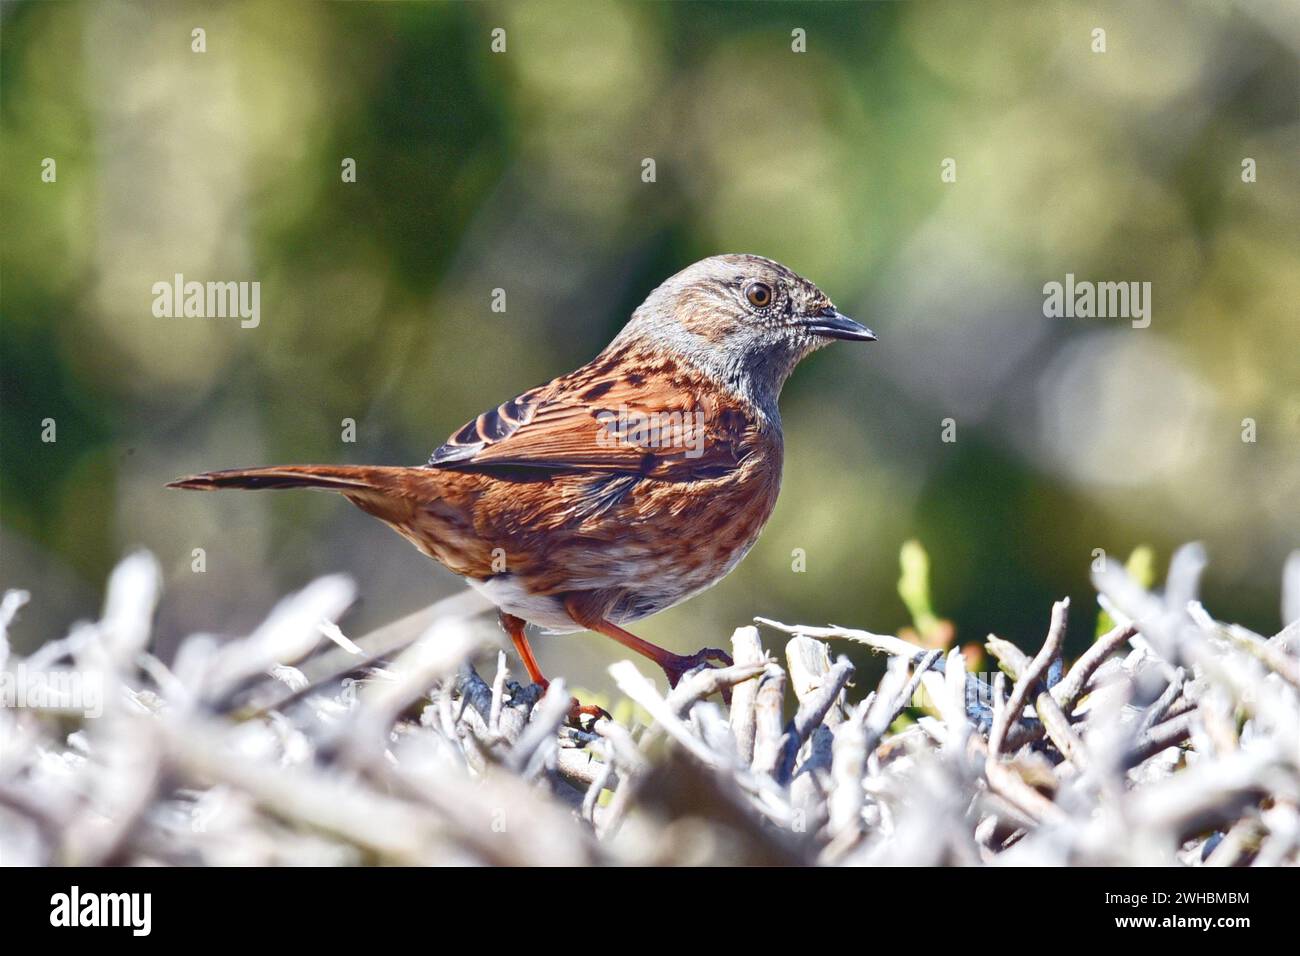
[3,0,1298,691]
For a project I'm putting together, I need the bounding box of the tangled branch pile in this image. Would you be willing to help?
[2,545,1297,866]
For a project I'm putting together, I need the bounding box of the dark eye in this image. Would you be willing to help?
[745,282,773,308]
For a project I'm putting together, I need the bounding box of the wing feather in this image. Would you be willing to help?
[426,369,755,480]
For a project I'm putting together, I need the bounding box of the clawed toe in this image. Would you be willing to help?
[698,647,734,668]
[664,646,735,690]
[566,697,611,728]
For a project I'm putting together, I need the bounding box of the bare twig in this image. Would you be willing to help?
[1055,621,1139,713]
[776,655,854,783]
[728,626,766,764]
[6,546,1294,868]
[990,599,1068,758]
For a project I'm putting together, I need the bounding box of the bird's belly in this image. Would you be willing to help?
[465,452,782,632]
[464,575,584,633]
[467,492,772,631]
[603,531,764,624]
[463,548,748,634]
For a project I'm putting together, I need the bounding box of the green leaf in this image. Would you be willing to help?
[1096,546,1156,637]
[898,539,940,638]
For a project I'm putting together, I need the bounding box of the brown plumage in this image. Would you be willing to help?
[169,254,875,719]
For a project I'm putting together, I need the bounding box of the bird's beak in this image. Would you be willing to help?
[801,308,877,342]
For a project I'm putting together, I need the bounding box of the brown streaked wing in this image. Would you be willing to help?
[426,391,542,466]
[426,371,753,480]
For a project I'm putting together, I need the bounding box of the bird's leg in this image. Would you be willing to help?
[499,612,609,725]
[561,598,734,691]
[501,611,547,686]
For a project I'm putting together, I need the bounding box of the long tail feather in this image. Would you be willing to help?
[166,465,416,493]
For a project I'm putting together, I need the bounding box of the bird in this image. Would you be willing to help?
[169,254,875,720]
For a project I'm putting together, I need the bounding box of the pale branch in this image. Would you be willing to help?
[1188,601,1300,691]
[728,626,766,765]
[990,599,1068,759]
[4,544,1296,868]
[756,617,996,729]
[776,655,855,784]
[234,588,494,717]
[668,661,767,718]
[751,664,789,777]
[1137,667,1186,736]
[508,680,571,777]
[1054,621,1139,713]
[987,630,1087,768]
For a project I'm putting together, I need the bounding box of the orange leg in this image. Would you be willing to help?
[499,612,609,724]
[562,597,733,688]
[501,612,548,686]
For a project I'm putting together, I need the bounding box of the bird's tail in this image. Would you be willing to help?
[169,464,452,556]
[167,464,420,494]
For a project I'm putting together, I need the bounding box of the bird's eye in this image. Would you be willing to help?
[745,282,773,308]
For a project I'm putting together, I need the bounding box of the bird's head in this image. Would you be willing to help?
[613,253,875,415]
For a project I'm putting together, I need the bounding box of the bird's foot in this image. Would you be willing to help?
[662,647,735,701]
[566,697,611,729]
[528,675,610,729]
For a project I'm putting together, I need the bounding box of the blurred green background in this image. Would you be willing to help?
[3,0,1297,688]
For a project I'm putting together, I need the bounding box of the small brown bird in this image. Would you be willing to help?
[170,254,874,718]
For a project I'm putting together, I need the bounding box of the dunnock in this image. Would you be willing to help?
[170,254,875,718]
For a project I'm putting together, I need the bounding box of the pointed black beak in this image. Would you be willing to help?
[801,308,877,342]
